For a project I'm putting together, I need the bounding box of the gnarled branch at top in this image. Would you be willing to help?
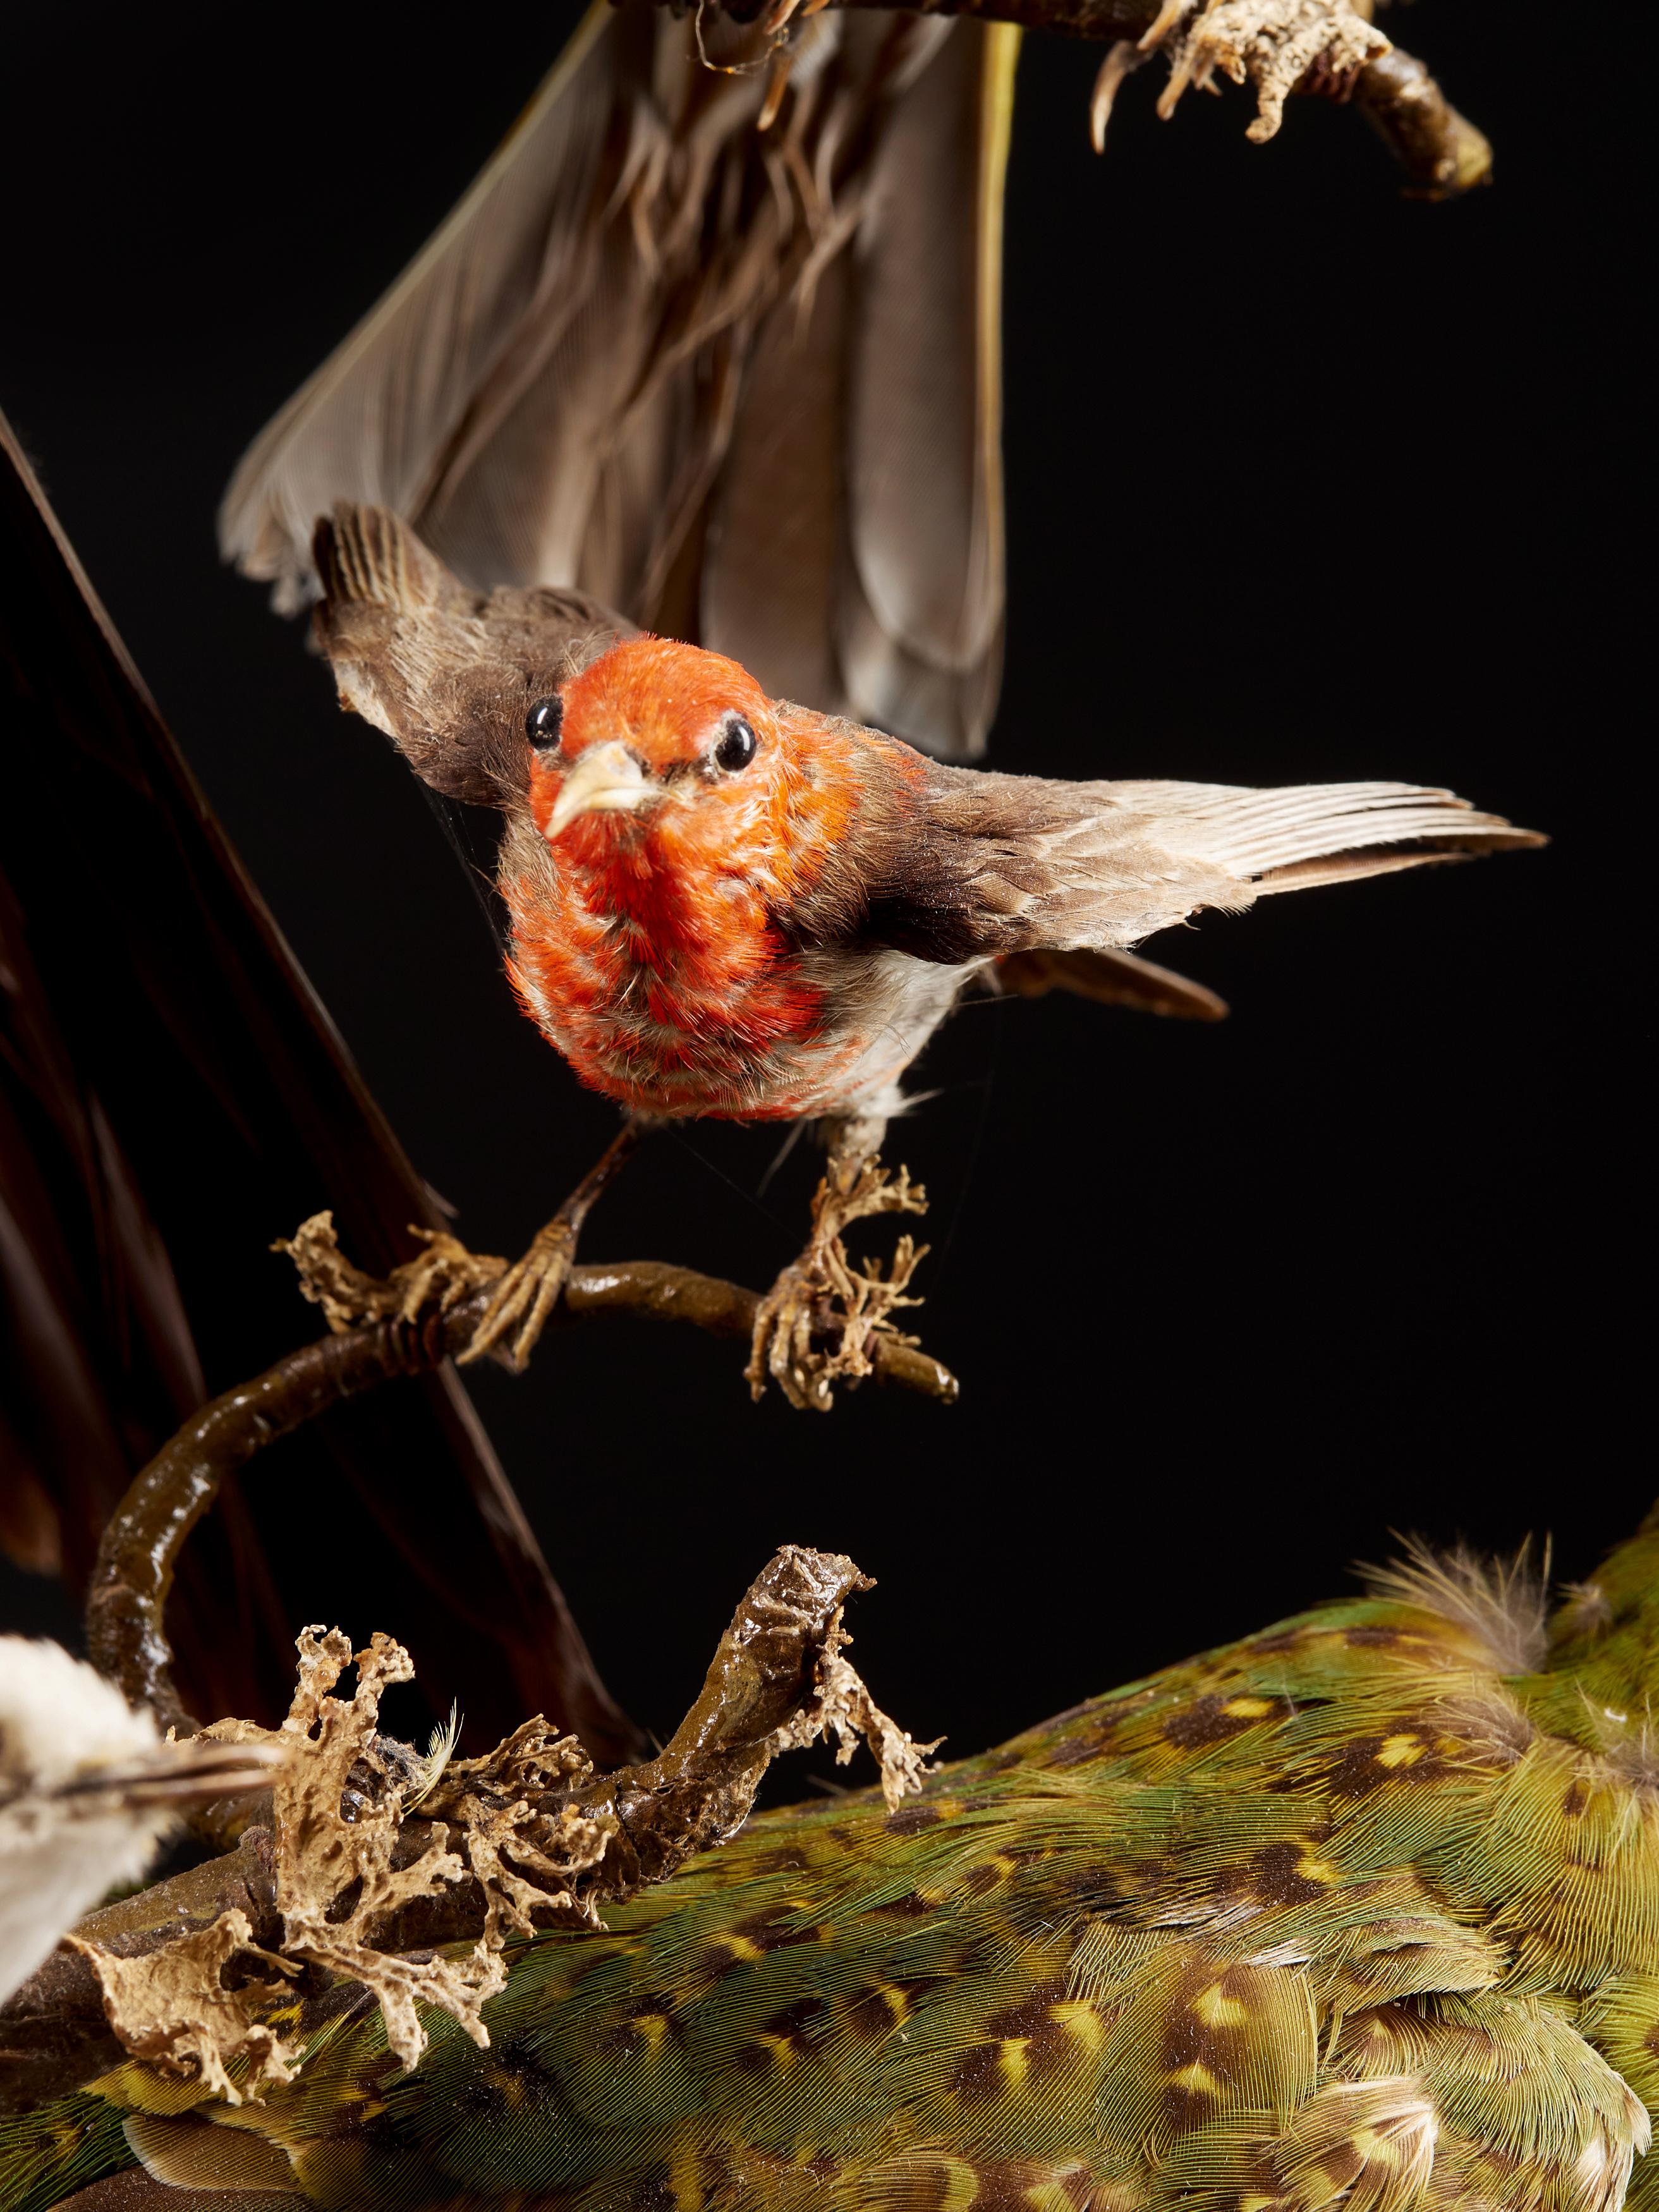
[707,0,1490,198]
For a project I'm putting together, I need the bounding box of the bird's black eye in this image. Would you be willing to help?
[526,696,564,750]
[714,716,758,773]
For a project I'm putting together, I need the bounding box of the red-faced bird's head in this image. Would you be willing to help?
[308,507,866,913]
[308,504,906,976]
[526,638,837,902]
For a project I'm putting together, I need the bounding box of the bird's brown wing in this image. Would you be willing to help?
[221,1,1017,760]
[846,757,1543,963]
[310,504,631,805]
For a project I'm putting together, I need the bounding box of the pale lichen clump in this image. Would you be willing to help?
[69,1908,300,2106]
[773,1605,941,1814]
[420,1716,609,1946]
[67,1547,932,2098]
[204,1629,514,2074]
[76,1626,611,2091]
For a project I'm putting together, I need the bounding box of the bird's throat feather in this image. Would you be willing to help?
[502,822,832,1118]
[501,686,887,1118]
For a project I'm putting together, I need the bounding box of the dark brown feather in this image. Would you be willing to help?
[994,947,1229,1021]
[0,418,636,1760]
[312,505,629,805]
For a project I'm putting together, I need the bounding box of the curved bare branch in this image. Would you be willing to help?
[86,1260,956,1737]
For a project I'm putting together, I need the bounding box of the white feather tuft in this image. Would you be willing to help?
[0,1639,277,2004]
[0,1636,162,1796]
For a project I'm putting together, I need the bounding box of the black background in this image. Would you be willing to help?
[0,5,1643,1760]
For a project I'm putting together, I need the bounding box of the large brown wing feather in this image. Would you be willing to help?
[221,3,1017,760]
[0,416,636,1760]
[708,16,1016,755]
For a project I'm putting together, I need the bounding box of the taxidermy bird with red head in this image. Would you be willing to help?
[315,505,1539,1141]
[302,501,1542,1405]
[219,0,1531,1404]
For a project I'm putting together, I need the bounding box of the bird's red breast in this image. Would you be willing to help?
[501,638,890,1120]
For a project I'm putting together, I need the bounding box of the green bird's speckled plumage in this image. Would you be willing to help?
[6,1516,1657,2212]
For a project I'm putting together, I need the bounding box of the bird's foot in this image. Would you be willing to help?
[277,1119,649,1371]
[746,1155,930,1413]
[276,1213,505,1335]
[456,1217,579,1374]
[277,1212,585,1373]
[453,1120,648,1371]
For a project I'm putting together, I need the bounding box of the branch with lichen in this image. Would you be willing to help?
[10,1547,933,2111]
[746,1158,932,1411]
[720,0,1490,199]
[87,1225,956,1744]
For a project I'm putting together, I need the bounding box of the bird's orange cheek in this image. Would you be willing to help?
[767,738,859,897]
[526,760,561,839]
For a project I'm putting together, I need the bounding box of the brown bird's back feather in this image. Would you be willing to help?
[310,505,631,806]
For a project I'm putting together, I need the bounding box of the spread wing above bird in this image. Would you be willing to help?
[221,0,1018,760]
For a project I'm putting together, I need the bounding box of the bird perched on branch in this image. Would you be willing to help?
[300,504,1538,1406]
[5,1515,1655,2209]
[220,0,1524,1407]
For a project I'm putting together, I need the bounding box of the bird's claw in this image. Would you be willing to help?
[1122,0,1389,142]
[275,1213,504,1335]
[459,1218,578,1373]
[392,1231,505,1323]
[747,1258,837,1413]
[746,1157,930,1413]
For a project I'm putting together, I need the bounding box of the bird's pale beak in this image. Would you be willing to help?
[546,739,653,839]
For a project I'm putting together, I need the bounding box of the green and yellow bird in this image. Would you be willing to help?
[5,1513,1656,2211]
